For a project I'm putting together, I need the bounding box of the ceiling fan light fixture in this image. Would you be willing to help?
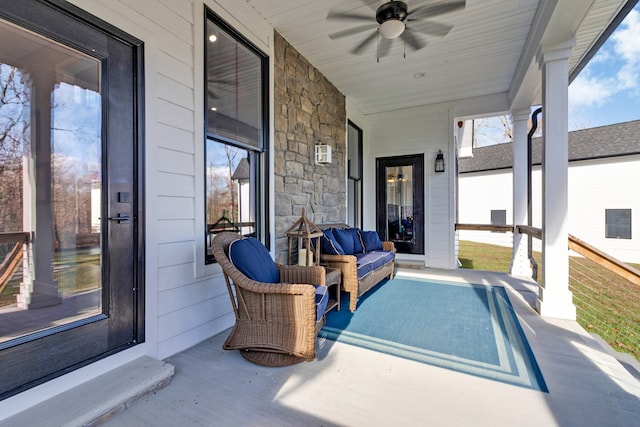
[379,19,405,39]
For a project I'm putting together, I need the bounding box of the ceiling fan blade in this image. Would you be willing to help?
[329,24,378,40]
[378,37,393,58]
[410,20,453,37]
[327,11,372,22]
[402,29,427,51]
[408,0,466,20]
[351,30,378,55]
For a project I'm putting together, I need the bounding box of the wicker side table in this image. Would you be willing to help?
[324,267,341,313]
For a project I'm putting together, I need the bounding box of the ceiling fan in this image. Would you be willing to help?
[327,0,466,58]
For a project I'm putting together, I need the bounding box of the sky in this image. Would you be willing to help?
[475,5,640,146]
[568,5,640,131]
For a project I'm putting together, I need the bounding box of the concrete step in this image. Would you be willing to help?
[3,356,174,427]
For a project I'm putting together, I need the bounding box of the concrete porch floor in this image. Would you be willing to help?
[8,267,638,426]
[98,268,640,427]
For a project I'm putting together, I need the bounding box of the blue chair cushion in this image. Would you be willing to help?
[320,229,344,255]
[360,230,383,252]
[332,228,355,254]
[228,237,279,283]
[313,284,329,321]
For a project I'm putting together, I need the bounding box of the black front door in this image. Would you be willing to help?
[0,0,143,399]
[376,154,424,254]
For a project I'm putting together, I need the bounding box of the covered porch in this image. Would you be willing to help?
[8,267,640,426]
[2,0,640,421]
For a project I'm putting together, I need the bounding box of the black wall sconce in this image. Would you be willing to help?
[435,150,445,173]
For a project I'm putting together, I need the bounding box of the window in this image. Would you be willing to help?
[347,121,363,228]
[605,209,631,239]
[205,10,268,263]
[491,209,507,226]
[491,209,507,233]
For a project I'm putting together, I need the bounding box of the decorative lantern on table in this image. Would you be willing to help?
[285,208,323,266]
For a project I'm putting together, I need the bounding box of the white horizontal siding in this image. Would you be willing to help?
[156,124,195,153]
[157,196,194,220]
[159,241,195,267]
[157,172,195,197]
[157,100,195,131]
[158,289,230,342]
[158,148,195,174]
[156,50,194,87]
[157,219,196,244]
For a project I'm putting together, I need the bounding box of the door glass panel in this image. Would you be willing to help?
[385,165,414,244]
[0,19,102,345]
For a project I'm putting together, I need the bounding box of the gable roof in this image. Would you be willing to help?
[458,119,640,173]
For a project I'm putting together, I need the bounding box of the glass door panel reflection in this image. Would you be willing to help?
[0,19,102,344]
[376,154,424,254]
[386,166,414,243]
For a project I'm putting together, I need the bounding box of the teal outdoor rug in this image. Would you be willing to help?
[319,276,547,391]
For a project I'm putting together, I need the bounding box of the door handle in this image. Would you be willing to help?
[105,213,131,223]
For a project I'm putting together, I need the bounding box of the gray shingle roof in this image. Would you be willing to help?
[458,119,640,173]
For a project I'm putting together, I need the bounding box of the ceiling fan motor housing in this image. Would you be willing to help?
[376,1,408,24]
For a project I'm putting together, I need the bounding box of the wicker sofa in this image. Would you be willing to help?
[317,224,395,312]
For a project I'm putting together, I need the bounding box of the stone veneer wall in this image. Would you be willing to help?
[273,32,346,264]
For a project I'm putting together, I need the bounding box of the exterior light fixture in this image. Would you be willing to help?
[315,144,332,164]
[435,150,445,173]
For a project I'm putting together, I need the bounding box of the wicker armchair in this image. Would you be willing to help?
[212,232,327,366]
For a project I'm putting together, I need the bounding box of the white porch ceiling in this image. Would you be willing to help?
[246,0,633,116]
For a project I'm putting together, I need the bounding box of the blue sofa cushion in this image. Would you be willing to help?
[354,256,373,279]
[345,228,364,253]
[333,228,355,254]
[313,285,329,321]
[355,251,394,278]
[360,230,383,252]
[228,237,279,283]
[320,229,344,255]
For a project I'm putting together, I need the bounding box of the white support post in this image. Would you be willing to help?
[509,108,532,278]
[17,77,61,309]
[536,39,576,320]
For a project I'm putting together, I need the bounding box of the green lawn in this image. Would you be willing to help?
[458,240,640,362]
[0,248,100,307]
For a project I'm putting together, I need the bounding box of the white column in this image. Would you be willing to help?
[509,108,532,278]
[535,40,576,319]
[17,77,61,309]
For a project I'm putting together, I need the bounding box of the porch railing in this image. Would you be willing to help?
[0,232,30,295]
[456,223,640,361]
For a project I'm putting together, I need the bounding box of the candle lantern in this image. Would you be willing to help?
[285,208,323,266]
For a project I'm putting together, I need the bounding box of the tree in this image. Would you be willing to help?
[473,111,544,148]
[0,64,29,232]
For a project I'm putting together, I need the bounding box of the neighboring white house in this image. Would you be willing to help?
[458,120,640,263]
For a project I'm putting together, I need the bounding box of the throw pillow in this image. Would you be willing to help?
[228,237,279,283]
[332,228,355,254]
[346,228,364,253]
[320,229,345,255]
[360,230,383,252]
